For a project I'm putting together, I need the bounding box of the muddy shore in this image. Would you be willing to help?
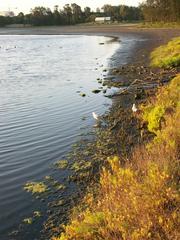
[7,26,179,239]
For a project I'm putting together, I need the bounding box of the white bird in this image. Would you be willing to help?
[92,112,99,120]
[132,103,138,113]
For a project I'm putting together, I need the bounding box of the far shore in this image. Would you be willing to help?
[0,24,179,38]
[1,25,179,59]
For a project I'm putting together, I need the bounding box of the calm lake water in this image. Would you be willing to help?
[0,35,136,239]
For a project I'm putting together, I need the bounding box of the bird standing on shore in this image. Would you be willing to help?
[132,103,138,113]
[92,112,100,127]
[92,112,99,120]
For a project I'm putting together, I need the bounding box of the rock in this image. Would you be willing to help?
[99,42,105,45]
[80,93,86,97]
[135,89,145,100]
[135,93,142,100]
[92,89,101,94]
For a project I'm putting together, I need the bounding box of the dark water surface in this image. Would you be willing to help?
[0,35,137,239]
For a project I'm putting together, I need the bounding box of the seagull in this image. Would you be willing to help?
[132,103,138,113]
[92,112,99,120]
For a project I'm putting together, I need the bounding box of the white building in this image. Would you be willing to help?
[95,17,111,23]
[0,11,15,17]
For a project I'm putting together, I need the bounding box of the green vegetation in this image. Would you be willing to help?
[71,161,92,172]
[23,211,41,225]
[0,4,142,27]
[54,160,68,169]
[33,211,41,218]
[51,39,180,240]
[23,218,33,225]
[150,37,180,68]
[24,181,48,194]
[143,74,180,134]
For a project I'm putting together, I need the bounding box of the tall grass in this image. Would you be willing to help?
[150,37,180,68]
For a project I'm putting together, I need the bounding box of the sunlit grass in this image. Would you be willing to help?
[142,74,180,135]
[150,37,180,68]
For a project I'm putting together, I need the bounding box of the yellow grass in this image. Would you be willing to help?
[150,37,180,68]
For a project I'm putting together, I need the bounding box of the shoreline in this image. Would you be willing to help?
[41,28,179,239]
[5,28,180,239]
[0,25,179,44]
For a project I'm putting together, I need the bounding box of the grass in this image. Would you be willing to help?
[140,21,180,29]
[51,40,180,240]
[54,160,68,169]
[150,37,180,68]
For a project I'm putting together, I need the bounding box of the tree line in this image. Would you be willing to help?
[0,1,179,27]
[0,4,142,26]
[141,0,180,22]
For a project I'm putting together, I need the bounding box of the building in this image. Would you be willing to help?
[95,17,111,23]
[0,11,15,17]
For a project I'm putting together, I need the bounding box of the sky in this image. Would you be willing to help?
[0,1,143,14]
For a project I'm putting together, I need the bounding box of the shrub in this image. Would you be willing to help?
[143,74,180,137]
[52,155,179,240]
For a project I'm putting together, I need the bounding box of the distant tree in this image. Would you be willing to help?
[96,8,101,13]
[102,4,114,17]
[141,0,180,22]
[15,12,24,24]
[0,16,6,26]
[71,3,82,24]
[0,3,144,27]
[84,7,91,19]
[119,5,129,21]
[53,5,62,25]
[30,6,53,25]
[63,4,72,24]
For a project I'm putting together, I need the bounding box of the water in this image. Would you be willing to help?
[0,35,134,239]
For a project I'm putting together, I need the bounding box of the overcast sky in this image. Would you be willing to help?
[0,1,143,13]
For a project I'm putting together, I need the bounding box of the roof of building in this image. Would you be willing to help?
[95,17,111,21]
